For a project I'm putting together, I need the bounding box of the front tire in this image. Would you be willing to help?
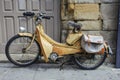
[5,34,40,67]
[74,52,107,70]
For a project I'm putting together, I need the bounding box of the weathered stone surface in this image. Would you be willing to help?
[61,13,74,20]
[62,21,71,30]
[62,20,102,30]
[74,4,100,20]
[101,0,119,3]
[100,4,119,19]
[68,0,119,3]
[103,19,118,30]
[99,31,117,53]
[61,30,68,43]
[105,54,116,64]
[82,31,117,54]
[61,4,74,20]
[68,3,75,12]
[68,0,101,3]
[78,20,102,30]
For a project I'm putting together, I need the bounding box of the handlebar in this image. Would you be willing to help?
[23,12,35,17]
[23,12,51,20]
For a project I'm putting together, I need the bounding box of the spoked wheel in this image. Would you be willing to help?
[5,35,41,67]
[74,52,107,70]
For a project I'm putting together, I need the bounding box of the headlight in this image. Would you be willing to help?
[20,27,26,32]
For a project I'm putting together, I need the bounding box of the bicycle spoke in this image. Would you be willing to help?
[6,35,40,66]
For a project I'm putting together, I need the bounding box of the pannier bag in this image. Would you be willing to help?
[81,35,105,53]
[66,33,82,45]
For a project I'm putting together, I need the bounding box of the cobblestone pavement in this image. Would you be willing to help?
[0,63,120,80]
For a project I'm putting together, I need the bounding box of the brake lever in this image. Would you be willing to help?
[39,12,46,16]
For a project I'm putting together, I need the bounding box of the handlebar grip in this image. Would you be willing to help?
[42,16,51,19]
[23,12,35,17]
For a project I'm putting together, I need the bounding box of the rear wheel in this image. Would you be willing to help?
[74,52,107,70]
[5,35,40,67]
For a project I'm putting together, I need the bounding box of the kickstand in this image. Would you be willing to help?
[59,62,66,70]
[59,56,73,70]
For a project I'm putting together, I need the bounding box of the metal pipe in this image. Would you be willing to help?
[116,2,120,68]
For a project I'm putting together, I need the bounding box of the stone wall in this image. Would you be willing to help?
[61,0,119,64]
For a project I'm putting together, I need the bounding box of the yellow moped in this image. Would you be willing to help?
[5,12,112,70]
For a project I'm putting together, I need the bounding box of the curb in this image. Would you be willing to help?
[0,54,9,63]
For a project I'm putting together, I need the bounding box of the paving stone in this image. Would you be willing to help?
[33,64,119,80]
[0,63,119,80]
[0,68,11,80]
[1,65,38,80]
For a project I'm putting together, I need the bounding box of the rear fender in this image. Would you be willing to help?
[104,42,113,55]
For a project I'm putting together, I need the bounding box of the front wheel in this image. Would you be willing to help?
[74,52,107,70]
[5,34,41,67]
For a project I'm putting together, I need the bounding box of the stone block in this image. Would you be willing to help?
[68,0,101,3]
[100,4,119,19]
[62,20,102,30]
[61,4,74,20]
[62,21,70,30]
[74,4,100,20]
[101,0,119,3]
[68,3,75,12]
[62,21,78,30]
[78,20,102,30]
[103,19,118,30]
[61,4,68,20]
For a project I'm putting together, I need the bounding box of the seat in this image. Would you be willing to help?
[68,21,82,29]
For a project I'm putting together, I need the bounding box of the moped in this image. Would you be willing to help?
[5,12,113,70]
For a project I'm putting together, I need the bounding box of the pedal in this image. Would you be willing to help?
[49,52,58,62]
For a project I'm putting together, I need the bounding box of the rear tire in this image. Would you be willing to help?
[5,34,40,67]
[74,52,107,70]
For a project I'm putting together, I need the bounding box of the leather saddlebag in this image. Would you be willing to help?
[81,35,105,54]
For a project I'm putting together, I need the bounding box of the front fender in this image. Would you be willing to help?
[104,42,113,55]
[18,33,33,37]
